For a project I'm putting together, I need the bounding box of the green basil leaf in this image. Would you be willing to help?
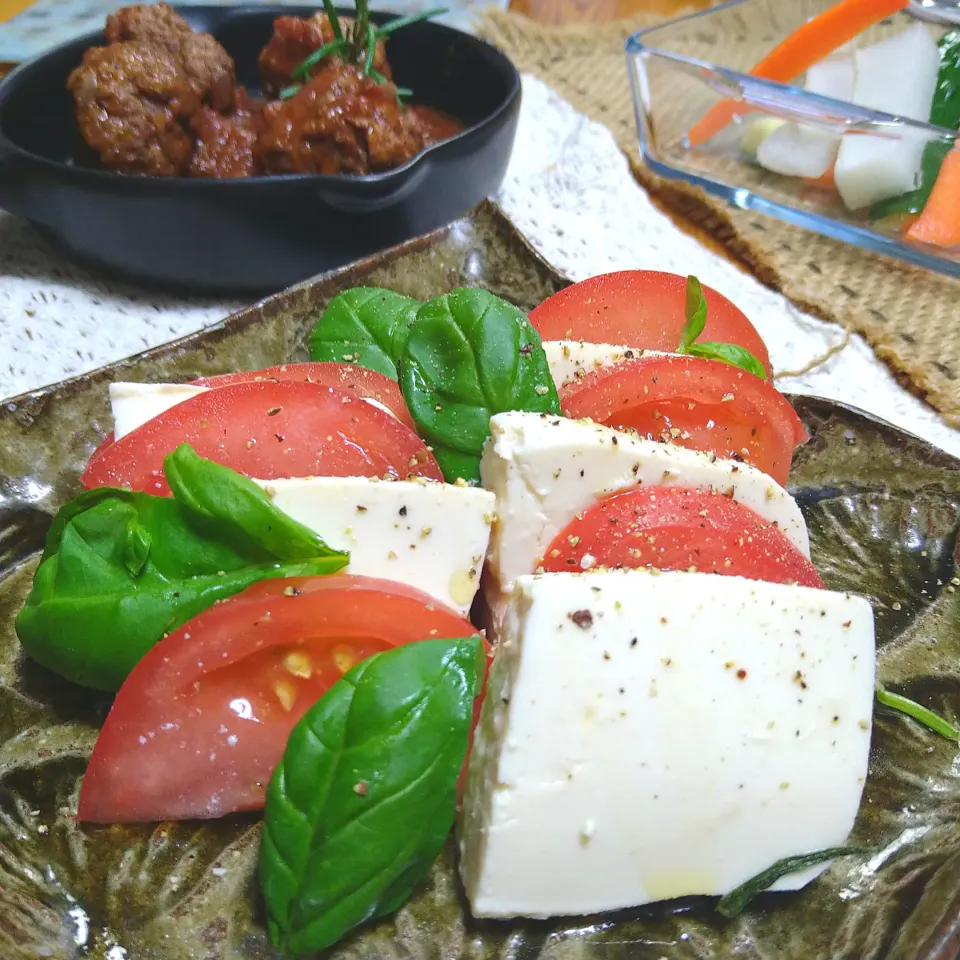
[308,288,422,380]
[677,275,708,352]
[122,516,151,577]
[163,443,337,560]
[717,846,871,918]
[15,446,348,691]
[688,341,768,380]
[399,289,561,483]
[674,275,766,379]
[260,637,484,958]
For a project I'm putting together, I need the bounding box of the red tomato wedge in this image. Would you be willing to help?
[529,271,773,380]
[81,380,442,495]
[191,362,416,432]
[77,575,484,823]
[540,486,823,588]
[560,355,807,487]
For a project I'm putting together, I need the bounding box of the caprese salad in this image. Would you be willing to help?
[13,271,949,956]
[688,0,960,247]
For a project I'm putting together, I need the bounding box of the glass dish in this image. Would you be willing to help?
[626,0,960,277]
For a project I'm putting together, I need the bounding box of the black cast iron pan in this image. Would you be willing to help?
[0,6,521,294]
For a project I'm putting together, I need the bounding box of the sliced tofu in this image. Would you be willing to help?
[835,24,941,210]
[543,341,665,391]
[459,568,875,918]
[480,412,810,624]
[110,382,208,439]
[109,381,397,440]
[254,476,495,615]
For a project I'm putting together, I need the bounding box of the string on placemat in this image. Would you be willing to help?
[775,328,853,381]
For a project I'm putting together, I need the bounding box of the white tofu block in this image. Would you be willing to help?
[543,341,664,391]
[254,477,494,615]
[110,382,208,439]
[459,569,876,918]
[479,412,810,611]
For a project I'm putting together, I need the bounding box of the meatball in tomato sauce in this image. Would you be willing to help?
[67,5,463,179]
[258,12,390,96]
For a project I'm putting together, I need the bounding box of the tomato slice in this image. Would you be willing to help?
[530,271,773,380]
[81,380,442,495]
[77,575,484,823]
[559,355,807,487]
[540,486,823,588]
[191,362,415,432]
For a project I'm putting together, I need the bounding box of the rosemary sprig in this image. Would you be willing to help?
[353,0,371,51]
[717,847,872,918]
[875,681,959,741]
[375,7,448,36]
[321,0,343,41]
[291,38,351,80]
[279,4,448,101]
[366,68,412,105]
[364,22,377,76]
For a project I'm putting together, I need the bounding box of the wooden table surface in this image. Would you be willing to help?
[509,0,709,22]
[0,0,709,28]
[0,0,32,25]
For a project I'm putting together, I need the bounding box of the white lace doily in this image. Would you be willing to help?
[1,73,958,459]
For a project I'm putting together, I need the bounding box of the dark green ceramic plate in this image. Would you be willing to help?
[1,201,960,960]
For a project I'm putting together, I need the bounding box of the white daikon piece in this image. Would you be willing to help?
[804,56,855,102]
[741,117,786,158]
[757,121,839,179]
[835,23,941,210]
[752,55,855,177]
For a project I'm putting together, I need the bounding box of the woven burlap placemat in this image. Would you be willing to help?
[478,8,960,428]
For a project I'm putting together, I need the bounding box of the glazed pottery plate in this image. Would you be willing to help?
[1,201,960,960]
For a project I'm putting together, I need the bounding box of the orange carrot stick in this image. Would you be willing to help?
[807,166,836,189]
[906,148,960,247]
[686,0,910,148]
